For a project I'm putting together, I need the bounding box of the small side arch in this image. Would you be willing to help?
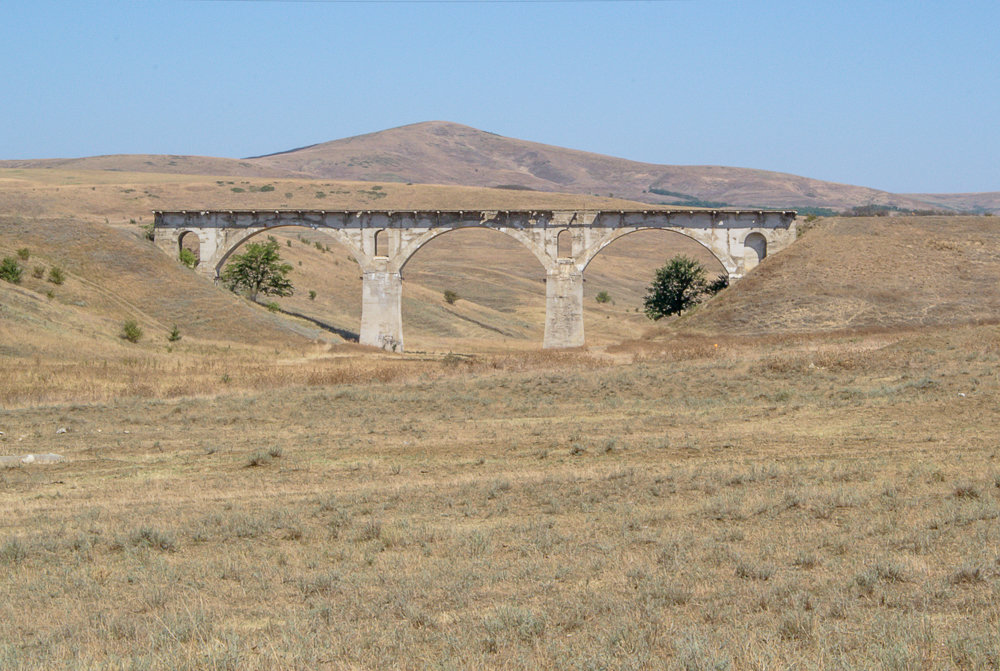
[178,230,202,267]
[557,229,572,258]
[744,232,767,271]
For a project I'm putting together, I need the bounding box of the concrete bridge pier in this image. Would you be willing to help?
[543,262,585,349]
[359,268,404,352]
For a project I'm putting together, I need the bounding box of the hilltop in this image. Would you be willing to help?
[4,121,997,213]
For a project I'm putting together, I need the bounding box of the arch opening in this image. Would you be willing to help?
[218,225,364,343]
[557,229,572,258]
[581,228,728,344]
[374,229,388,257]
[744,232,767,271]
[398,226,548,349]
[178,231,201,267]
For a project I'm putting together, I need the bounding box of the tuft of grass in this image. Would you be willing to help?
[1,538,29,564]
[47,266,65,285]
[127,527,177,552]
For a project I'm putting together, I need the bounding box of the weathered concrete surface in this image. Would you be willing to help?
[155,208,796,350]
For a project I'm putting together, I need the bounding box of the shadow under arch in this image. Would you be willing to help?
[214,224,366,277]
[397,226,549,343]
[580,227,729,275]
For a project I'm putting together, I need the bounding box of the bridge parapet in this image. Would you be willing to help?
[154,208,796,349]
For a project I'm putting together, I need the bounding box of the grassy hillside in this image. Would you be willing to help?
[675,216,1000,335]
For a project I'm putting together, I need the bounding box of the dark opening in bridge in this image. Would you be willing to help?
[557,229,572,258]
[374,229,387,257]
[178,231,201,267]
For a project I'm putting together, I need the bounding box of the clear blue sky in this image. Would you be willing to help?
[2,1,998,193]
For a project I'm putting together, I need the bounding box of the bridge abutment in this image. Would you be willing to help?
[543,263,585,349]
[360,269,404,352]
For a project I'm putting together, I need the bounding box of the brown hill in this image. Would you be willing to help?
[247,121,987,213]
[5,122,996,213]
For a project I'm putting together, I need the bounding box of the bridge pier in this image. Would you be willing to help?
[543,263,585,349]
[360,269,404,352]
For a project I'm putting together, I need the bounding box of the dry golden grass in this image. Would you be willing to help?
[4,168,1000,669]
[2,325,1000,669]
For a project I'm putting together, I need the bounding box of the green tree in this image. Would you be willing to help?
[0,257,22,284]
[643,256,725,320]
[221,237,293,302]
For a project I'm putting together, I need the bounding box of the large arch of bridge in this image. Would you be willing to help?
[214,224,366,276]
[396,224,553,275]
[580,227,729,275]
[396,226,549,344]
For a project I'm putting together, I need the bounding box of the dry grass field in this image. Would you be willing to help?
[2,168,1000,669]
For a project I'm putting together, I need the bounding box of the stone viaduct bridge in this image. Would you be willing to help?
[153,208,796,351]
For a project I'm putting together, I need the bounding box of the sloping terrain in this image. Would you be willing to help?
[247,121,948,212]
[676,216,1000,335]
[4,122,997,213]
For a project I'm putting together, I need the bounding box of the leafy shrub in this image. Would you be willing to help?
[443,290,459,304]
[47,267,65,285]
[308,290,317,301]
[120,319,143,343]
[266,301,281,312]
[167,325,181,342]
[0,257,22,284]
[595,290,611,304]
[643,255,726,320]
[178,248,197,268]
[259,184,275,192]
[231,187,245,193]
[221,237,293,302]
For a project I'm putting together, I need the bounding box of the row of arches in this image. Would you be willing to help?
[177,226,768,276]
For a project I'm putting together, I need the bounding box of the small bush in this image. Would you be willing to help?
[32,265,44,279]
[266,301,281,312]
[0,257,22,284]
[120,320,143,343]
[308,290,317,301]
[16,248,29,260]
[178,248,197,268]
[259,184,275,192]
[443,290,459,304]
[1,538,28,564]
[167,325,181,342]
[47,267,65,285]
[595,290,611,304]
[128,527,177,552]
[246,450,273,467]
[231,187,245,193]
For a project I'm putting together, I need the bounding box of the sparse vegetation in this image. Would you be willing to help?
[32,265,45,279]
[178,247,197,268]
[16,247,29,260]
[167,325,181,342]
[443,289,459,304]
[595,290,611,303]
[0,256,22,284]
[120,319,143,343]
[47,266,65,285]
